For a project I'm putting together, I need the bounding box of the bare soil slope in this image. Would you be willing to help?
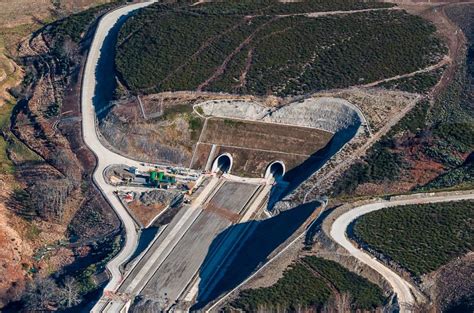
[0,1,120,309]
[193,118,332,177]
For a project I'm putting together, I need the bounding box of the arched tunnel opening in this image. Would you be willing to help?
[265,161,285,180]
[212,153,232,174]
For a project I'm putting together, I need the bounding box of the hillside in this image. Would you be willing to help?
[353,201,473,277]
[229,256,387,312]
[332,3,474,197]
[0,0,113,107]
[0,1,125,310]
[115,0,445,97]
[353,201,473,311]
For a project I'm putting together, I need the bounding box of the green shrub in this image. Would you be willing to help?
[353,201,474,276]
[332,138,406,196]
[49,1,126,43]
[231,257,386,311]
[232,262,331,312]
[378,67,444,94]
[189,0,392,15]
[303,257,386,309]
[115,2,444,97]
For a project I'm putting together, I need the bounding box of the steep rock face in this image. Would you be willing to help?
[199,100,267,120]
[264,98,362,134]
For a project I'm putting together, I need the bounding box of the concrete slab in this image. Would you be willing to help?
[140,210,229,302]
[208,181,259,213]
[138,182,260,308]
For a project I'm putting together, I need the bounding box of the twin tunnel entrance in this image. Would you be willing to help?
[265,161,285,180]
[211,154,285,180]
[211,153,233,174]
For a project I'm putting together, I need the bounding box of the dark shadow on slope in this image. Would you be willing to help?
[124,226,160,269]
[445,294,474,313]
[92,13,133,119]
[191,202,319,311]
[267,123,361,210]
[304,205,336,247]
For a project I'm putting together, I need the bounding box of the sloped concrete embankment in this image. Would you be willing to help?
[198,97,364,200]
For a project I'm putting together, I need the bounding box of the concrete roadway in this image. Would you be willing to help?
[140,182,260,305]
[330,191,474,312]
[102,177,267,312]
[100,176,222,312]
[80,1,159,311]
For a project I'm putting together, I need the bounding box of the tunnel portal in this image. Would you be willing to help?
[211,153,233,174]
[265,161,285,180]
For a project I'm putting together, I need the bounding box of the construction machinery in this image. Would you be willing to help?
[149,171,176,188]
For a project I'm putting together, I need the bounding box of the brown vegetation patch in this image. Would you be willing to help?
[0,175,33,307]
[201,118,332,155]
[0,2,121,307]
[127,200,166,227]
[193,118,332,177]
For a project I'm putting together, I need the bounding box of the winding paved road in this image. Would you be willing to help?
[330,191,474,312]
[81,0,157,304]
[79,1,472,312]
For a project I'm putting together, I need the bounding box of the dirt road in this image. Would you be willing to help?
[373,1,469,99]
[330,190,474,312]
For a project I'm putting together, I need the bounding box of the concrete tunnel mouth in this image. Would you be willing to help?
[212,153,233,173]
[265,161,286,180]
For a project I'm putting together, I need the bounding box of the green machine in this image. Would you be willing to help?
[149,171,176,187]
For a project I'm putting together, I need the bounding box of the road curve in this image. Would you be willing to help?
[330,191,474,312]
[81,0,157,296]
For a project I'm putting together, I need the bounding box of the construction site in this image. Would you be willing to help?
[1,0,472,312]
[91,90,369,312]
[75,1,473,312]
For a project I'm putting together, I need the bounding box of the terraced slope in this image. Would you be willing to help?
[115,0,445,97]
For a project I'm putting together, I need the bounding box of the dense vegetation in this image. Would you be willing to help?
[47,0,126,43]
[303,257,386,309]
[377,67,445,94]
[333,59,473,196]
[115,1,444,97]
[353,201,474,276]
[332,2,474,197]
[231,256,386,312]
[188,0,392,15]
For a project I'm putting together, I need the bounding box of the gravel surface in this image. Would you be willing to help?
[139,190,177,206]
